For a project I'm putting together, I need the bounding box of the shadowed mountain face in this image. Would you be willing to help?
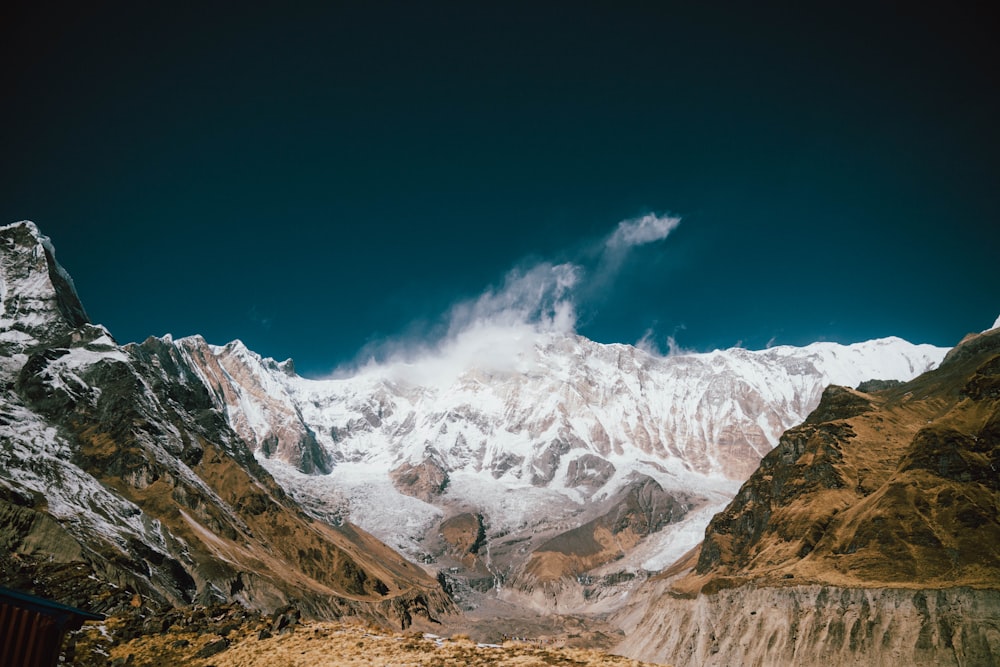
[694,328,1000,591]
[616,326,1000,666]
[0,222,452,626]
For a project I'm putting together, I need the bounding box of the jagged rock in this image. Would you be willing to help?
[616,329,1000,666]
[0,221,88,346]
[193,636,230,658]
[565,454,616,490]
[855,378,902,392]
[0,221,455,628]
[390,458,449,502]
[271,605,300,632]
[521,476,691,585]
[802,385,874,424]
[439,513,487,557]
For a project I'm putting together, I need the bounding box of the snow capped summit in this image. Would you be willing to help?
[0,221,962,619]
[0,220,88,350]
[0,225,452,623]
[173,334,331,475]
[174,319,948,610]
[192,329,946,482]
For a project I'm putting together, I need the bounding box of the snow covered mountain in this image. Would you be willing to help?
[172,306,947,611]
[0,221,451,624]
[0,219,954,619]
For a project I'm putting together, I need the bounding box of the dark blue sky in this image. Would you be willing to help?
[3,2,997,376]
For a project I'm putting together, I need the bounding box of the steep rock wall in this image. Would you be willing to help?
[616,583,1000,667]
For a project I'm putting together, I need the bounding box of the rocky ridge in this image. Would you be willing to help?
[0,221,452,626]
[614,325,1000,666]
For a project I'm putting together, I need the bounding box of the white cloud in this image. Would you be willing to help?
[635,328,663,355]
[606,213,681,250]
[666,335,694,357]
[446,262,581,335]
[586,213,681,293]
[371,321,549,387]
[333,212,682,380]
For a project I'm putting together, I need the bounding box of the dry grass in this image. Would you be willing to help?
[79,618,666,667]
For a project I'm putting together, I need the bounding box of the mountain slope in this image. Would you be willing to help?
[615,325,1000,666]
[1,219,965,645]
[0,221,451,626]
[173,299,947,612]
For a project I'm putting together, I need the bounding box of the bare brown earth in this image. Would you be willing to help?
[438,512,488,570]
[520,476,692,584]
[615,328,1000,666]
[684,329,1000,594]
[70,610,666,667]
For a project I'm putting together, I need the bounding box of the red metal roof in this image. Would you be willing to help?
[0,587,105,667]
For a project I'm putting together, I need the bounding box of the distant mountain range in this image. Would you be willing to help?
[0,220,952,626]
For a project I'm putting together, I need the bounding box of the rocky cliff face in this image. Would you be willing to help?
[0,221,452,625]
[615,583,1000,667]
[0,221,88,348]
[176,336,331,475]
[615,326,1000,665]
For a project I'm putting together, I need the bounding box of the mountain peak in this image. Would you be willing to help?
[0,221,89,347]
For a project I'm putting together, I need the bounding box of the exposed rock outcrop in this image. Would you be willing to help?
[390,458,450,502]
[616,583,1000,667]
[0,221,88,346]
[0,221,453,627]
[615,327,1000,665]
[524,476,691,584]
[174,336,332,474]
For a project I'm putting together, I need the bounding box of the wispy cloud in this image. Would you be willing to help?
[606,213,681,250]
[666,334,694,356]
[442,212,680,339]
[585,213,681,297]
[337,212,682,380]
[636,322,692,357]
[635,327,662,355]
[446,262,581,335]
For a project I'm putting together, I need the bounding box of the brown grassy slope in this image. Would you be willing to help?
[677,328,1000,594]
[79,421,449,622]
[74,615,665,667]
[523,476,691,583]
[53,334,453,625]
